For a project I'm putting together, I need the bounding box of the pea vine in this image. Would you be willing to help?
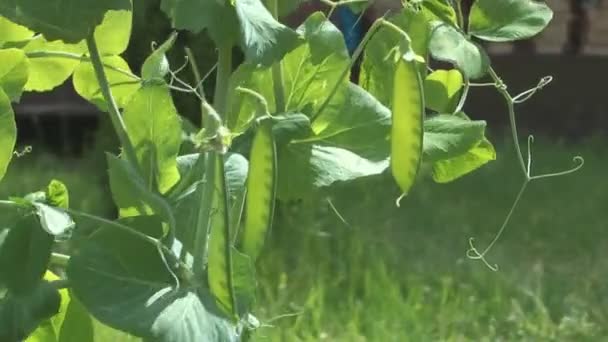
[0,0,583,341]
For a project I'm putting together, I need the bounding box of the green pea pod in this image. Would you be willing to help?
[207,153,236,316]
[241,122,277,262]
[391,58,424,205]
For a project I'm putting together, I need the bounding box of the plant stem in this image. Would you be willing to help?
[49,253,70,268]
[214,44,232,116]
[268,0,286,113]
[487,67,528,178]
[25,51,140,80]
[85,34,140,171]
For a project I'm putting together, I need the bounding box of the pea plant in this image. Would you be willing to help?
[0,0,583,340]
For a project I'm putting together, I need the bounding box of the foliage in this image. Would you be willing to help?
[0,0,582,341]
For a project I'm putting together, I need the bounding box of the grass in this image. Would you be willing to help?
[1,136,605,341]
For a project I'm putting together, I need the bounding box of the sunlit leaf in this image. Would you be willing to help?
[424,69,463,113]
[0,89,16,182]
[432,138,496,183]
[423,114,487,162]
[0,48,29,102]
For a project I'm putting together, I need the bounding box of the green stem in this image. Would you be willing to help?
[487,68,528,177]
[85,34,139,171]
[49,253,70,268]
[26,51,140,80]
[214,44,233,116]
[268,0,286,112]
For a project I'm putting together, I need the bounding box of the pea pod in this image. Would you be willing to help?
[391,58,424,205]
[241,122,277,261]
[206,153,236,315]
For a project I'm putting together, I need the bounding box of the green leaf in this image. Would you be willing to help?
[432,138,496,183]
[421,0,458,26]
[0,215,53,293]
[0,48,29,102]
[57,296,94,342]
[423,114,487,162]
[67,216,238,341]
[277,144,389,199]
[160,0,239,45]
[26,271,76,342]
[0,16,34,46]
[227,12,348,132]
[0,281,61,341]
[141,33,177,82]
[235,0,302,66]
[94,5,133,55]
[424,69,463,113]
[106,154,175,233]
[275,82,391,199]
[429,22,490,79]
[469,0,553,42]
[73,56,140,111]
[360,8,430,107]
[0,88,16,182]
[271,113,312,146]
[123,85,182,194]
[0,0,131,43]
[22,37,87,91]
[311,83,391,161]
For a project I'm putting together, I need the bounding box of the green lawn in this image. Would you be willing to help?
[1,136,605,341]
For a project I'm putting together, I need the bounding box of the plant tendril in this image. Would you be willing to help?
[467,68,583,271]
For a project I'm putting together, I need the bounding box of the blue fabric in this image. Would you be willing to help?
[335,7,363,55]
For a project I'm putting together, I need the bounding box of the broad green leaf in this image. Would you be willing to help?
[360,8,430,107]
[421,0,458,26]
[277,144,389,199]
[275,83,392,199]
[242,123,276,262]
[123,85,182,194]
[235,0,302,66]
[26,271,75,342]
[22,37,87,91]
[0,0,131,43]
[0,16,34,46]
[45,180,69,209]
[67,216,238,341]
[94,5,133,55]
[423,114,487,161]
[0,281,61,341]
[0,48,29,101]
[469,0,553,42]
[0,88,16,182]
[424,69,463,113]
[227,12,348,132]
[428,22,490,79]
[311,83,391,161]
[73,56,140,111]
[391,58,424,197]
[106,154,175,233]
[141,33,177,82]
[32,203,75,236]
[432,138,496,183]
[271,113,312,146]
[0,215,53,293]
[160,0,239,45]
[57,297,94,342]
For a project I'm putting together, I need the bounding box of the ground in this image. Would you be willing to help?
[1,135,605,341]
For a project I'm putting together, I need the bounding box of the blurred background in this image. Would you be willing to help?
[2,0,607,340]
